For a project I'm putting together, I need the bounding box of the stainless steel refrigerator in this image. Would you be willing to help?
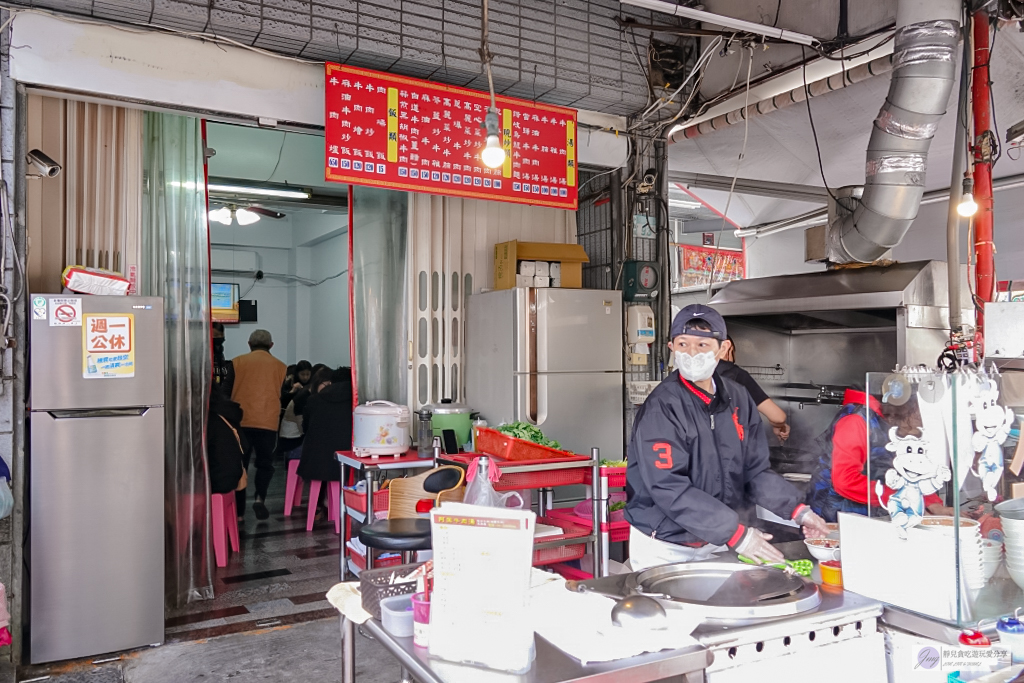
[466,288,623,458]
[28,294,165,663]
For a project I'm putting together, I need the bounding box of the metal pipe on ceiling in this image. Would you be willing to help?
[945,19,972,335]
[732,173,1024,239]
[828,0,962,264]
[671,54,895,143]
[668,171,830,203]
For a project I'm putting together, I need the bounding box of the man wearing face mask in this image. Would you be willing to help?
[625,304,830,569]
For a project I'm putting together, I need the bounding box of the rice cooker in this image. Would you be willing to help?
[353,401,412,456]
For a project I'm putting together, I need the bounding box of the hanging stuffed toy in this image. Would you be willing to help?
[876,427,951,538]
[969,379,1014,502]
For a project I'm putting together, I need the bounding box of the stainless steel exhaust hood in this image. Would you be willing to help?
[708,260,972,333]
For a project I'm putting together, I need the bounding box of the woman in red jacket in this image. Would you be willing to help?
[808,391,951,522]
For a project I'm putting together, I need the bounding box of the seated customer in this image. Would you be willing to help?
[208,391,247,499]
[298,368,354,522]
[807,391,950,522]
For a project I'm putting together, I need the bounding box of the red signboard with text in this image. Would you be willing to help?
[324,64,578,210]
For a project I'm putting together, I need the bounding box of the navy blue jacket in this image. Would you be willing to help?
[625,371,802,547]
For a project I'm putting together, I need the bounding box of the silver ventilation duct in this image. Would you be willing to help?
[827,0,961,264]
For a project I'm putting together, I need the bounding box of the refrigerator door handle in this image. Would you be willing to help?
[47,408,151,419]
[535,374,548,427]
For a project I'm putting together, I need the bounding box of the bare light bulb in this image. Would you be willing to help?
[208,207,232,225]
[957,193,978,217]
[235,208,261,225]
[481,135,506,169]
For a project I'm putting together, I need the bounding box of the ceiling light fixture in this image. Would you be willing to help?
[209,206,233,225]
[478,0,507,170]
[235,208,261,225]
[207,183,310,200]
[957,177,978,218]
[619,0,818,47]
[481,110,506,169]
[669,198,704,210]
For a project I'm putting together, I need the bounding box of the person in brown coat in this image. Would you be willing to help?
[231,329,287,520]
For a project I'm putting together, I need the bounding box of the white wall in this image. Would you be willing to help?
[211,211,350,368]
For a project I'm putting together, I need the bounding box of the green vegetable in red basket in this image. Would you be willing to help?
[600,459,627,467]
[609,501,627,512]
[496,421,562,450]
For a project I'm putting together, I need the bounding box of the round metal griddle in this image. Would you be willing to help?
[624,562,821,626]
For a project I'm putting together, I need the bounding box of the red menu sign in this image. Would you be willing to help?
[324,64,578,210]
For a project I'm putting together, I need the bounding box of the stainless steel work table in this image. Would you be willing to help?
[341,616,711,683]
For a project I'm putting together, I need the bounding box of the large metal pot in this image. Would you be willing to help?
[623,562,821,626]
[428,399,474,447]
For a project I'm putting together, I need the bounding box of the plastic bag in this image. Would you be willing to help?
[463,457,524,509]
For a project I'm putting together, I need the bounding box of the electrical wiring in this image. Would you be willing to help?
[801,46,841,204]
[630,36,722,133]
[705,45,754,296]
[625,25,654,107]
[262,132,288,183]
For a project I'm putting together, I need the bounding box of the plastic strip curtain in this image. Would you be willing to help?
[141,112,214,607]
[351,186,408,403]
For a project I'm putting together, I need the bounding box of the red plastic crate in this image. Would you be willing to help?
[549,563,593,581]
[533,516,590,567]
[584,466,627,488]
[343,487,390,515]
[349,548,402,572]
[476,427,579,462]
[547,507,630,543]
[448,453,591,491]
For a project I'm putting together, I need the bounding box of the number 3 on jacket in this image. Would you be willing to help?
[653,443,673,469]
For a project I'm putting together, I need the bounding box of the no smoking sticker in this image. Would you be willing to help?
[49,297,82,327]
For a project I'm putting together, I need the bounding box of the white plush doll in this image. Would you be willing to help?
[970,380,1014,502]
[877,427,952,538]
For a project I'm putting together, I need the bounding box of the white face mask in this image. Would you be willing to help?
[675,350,719,382]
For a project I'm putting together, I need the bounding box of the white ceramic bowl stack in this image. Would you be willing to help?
[981,538,1004,580]
[1003,516,1024,590]
[919,517,987,592]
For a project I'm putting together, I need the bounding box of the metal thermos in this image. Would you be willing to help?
[417,409,433,459]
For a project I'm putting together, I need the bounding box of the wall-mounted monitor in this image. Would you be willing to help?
[211,283,240,324]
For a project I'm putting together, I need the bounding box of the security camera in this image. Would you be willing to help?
[26,149,61,178]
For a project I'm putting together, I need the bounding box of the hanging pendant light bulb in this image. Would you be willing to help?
[480,108,505,169]
[234,208,261,225]
[957,177,978,217]
[209,206,233,225]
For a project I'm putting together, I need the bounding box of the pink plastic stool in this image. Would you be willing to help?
[307,480,341,534]
[211,492,240,568]
[284,459,304,517]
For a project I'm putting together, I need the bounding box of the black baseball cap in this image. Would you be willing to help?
[670,304,727,341]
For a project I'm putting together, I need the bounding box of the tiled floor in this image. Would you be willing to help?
[164,462,343,642]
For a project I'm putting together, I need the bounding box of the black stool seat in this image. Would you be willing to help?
[358,518,432,552]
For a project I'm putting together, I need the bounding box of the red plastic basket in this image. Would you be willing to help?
[349,548,403,572]
[584,466,627,488]
[533,516,590,567]
[548,563,593,581]
[343,487,390,515]
[446,453,591,491]
[547,507,631,543]
[476,427,579,462]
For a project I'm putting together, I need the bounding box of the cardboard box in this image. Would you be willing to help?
[494,241,589,290]
[518,261,536,276]
[533,276,550,288]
